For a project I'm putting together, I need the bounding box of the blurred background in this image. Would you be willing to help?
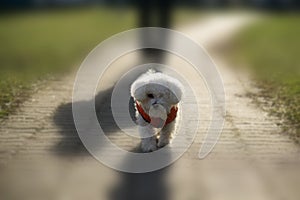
[0,1,299,200]
[0,1,299,130]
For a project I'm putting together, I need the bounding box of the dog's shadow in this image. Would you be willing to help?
[52,86,136,155]
[52,85,172,200]
[52,65,162,155]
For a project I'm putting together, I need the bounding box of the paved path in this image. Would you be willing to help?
[0,14,299,200]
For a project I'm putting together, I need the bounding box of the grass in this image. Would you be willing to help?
[0,6,136,118]
[228,14,300,138]
[0,6,203,119]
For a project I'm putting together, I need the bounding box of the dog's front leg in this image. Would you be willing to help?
[158,121,176,148]
[139,125,157,152]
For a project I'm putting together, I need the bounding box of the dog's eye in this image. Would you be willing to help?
[147,93,154,98]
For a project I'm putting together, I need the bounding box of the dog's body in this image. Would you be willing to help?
[131,70,184,152]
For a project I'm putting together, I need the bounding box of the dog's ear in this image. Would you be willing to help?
[169,91,181,104]
[168,82,184,104]
[131,86,146,102]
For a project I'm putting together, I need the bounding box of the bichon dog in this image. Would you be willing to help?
[131,69,184,152]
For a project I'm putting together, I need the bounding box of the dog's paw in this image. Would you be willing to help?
[157,137,171,148]
[141,140,157,152]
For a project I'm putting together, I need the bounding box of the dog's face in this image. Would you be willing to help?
[131,71,184,119]
[133,83,181,114]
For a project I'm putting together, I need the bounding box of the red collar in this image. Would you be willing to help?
[135,101,178,126]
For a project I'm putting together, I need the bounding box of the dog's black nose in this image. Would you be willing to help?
[152,100,158,105]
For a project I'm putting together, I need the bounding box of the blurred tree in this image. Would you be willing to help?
[1,0,299,12]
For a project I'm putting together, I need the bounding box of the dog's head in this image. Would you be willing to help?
[131,71,184,114]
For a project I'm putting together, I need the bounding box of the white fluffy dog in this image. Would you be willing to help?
[131,70,184,152]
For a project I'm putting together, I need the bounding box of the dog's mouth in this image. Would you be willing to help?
[150,117,165,128]
[149,104,167,128]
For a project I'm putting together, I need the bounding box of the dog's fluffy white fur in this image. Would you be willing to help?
[131,69,184,152]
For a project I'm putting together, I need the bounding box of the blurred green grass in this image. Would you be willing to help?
[0,7,136,118]
[230,14,300,136]
[0,7,202,118]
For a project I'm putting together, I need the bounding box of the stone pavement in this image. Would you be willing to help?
[0,14,299,200]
